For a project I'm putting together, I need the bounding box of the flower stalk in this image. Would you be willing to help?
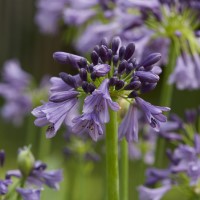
[155,41,177,167]
[106,109,119,200]
[120,139,128,200]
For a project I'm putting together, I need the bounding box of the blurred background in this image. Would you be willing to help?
[0,1,200,200]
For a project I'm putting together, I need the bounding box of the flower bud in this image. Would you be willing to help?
[119,46,126,60]
[99,46,108,62]
[115,80,125,90]
[91,51,99,65]
[112,55,119,66]
[59,72,77,88]
[111,36,121,54]
[78,58,87,69]
[0,150,5,167]
[79,68,87,81]
[100,38,108,47]
[118,60,128,74]
[128,91,138,98]
[139,53,161,70]
[124,42,135,60]
[109,77,118,86]
[17,147,35,177]
[135,71,159,83]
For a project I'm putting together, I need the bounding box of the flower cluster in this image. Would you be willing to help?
[32,37,170,142]
[0,147,63,200]
[0,60,50,125]
[35,0,200,91]
[139,107,200,200]
[0,60,32,125]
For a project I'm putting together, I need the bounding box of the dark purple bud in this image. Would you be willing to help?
[111,36,121,54]
[88,64,94,73]
[124,43,135,60]
[82,81,89,93]
[118,60,128,74]
[94,45,100,54]
[130,58,137,66]
[124,81,141,90]
[91,51,99,65]
[88,83,96,93]
[107,49,113,61]
[135,71,159,83]
[82,82,95,93]
[53,52,84,69]
[59,72,77,88]
[141,83,157,93]
[99,46,108,62]
[79,68,87,81]
[115,80,125,90]
[0,150,5,167]
[119,46,126,60]
[77,58,87,69]
[139,53,161,70]
[113,55,119,65]
[91,72,97,81]
[109,77,118,86]
[100,38,109,47]
[126,63,134,74]
[128,91,138,98]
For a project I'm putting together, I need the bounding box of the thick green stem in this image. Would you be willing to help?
[155,41,177,167]
[106,110,119,200]
[37,127,51,160]
[120,139,128,200]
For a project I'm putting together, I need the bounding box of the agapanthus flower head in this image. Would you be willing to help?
[32,36,170,141]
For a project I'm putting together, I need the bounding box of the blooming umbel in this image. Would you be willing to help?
[32,37,170,141]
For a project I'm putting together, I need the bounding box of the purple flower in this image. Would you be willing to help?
[93,64,111,77]
[72,113,103,141]
[63,8,96,25]
[169,53,200,90]
[0,60,32,125]
[53,52,85,68]
[135,97,170,131]
[119,104,138,142]
[17,188,41,200]
[0,179,12,195]
[83,79,120,123]
[138,185,171,200]
[32,75,80,138]
[32,97,78,138]
[7,161,63,190]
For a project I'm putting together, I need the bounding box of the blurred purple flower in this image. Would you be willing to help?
[169,53,200,90]
[17,188,41,200]
[0,179,12,195]
[0,60,32,125]
[138,185,171,200]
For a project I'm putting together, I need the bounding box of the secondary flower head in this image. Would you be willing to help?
[32,37,170,141]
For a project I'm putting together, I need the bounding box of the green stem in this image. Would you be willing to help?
[25,116,36,147]
[106,110,119,200]
[155,41,177,168]
[120,139,128,200]
[37,127,51,160]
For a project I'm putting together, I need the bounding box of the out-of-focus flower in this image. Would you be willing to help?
[16,188,41,200]
[0,179,12,195]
